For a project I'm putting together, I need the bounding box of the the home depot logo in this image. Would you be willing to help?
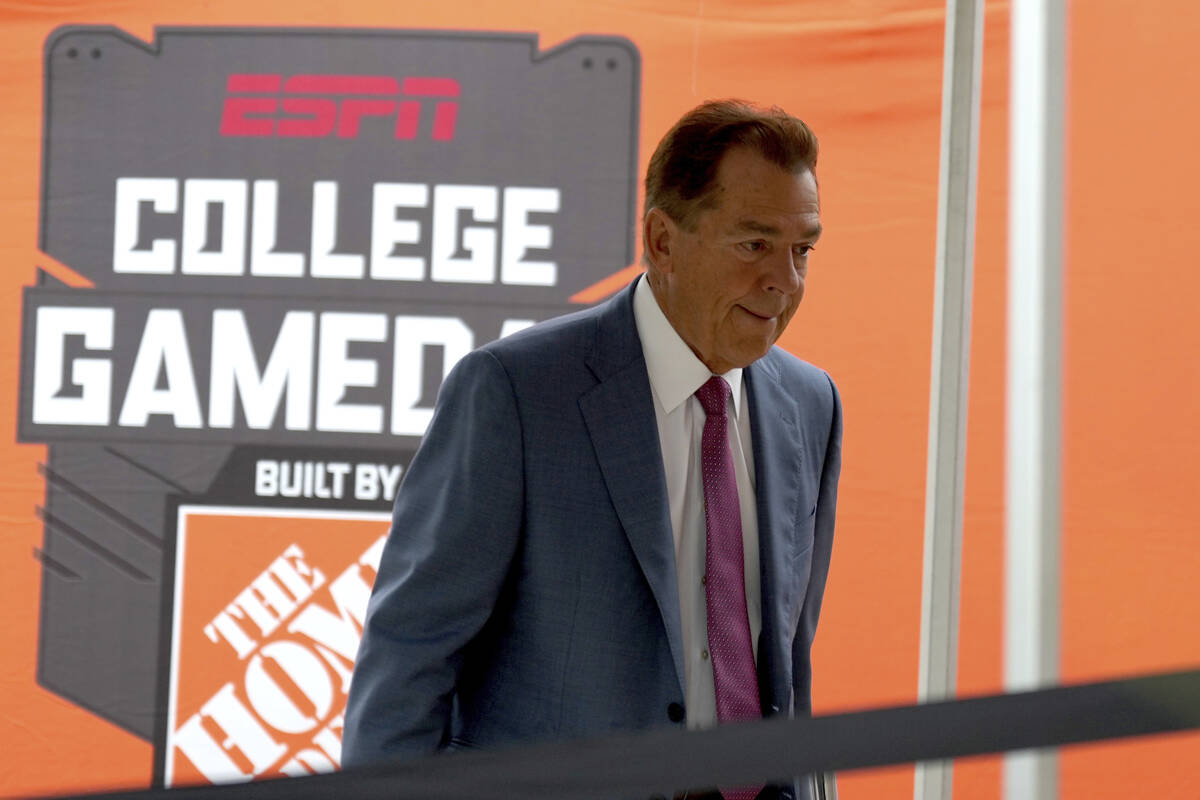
[220,74,460,140]
[163,509,389,784]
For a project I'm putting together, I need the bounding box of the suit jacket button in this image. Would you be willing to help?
[667,702,685,722]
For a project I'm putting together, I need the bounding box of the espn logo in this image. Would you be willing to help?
[220,74,460,140]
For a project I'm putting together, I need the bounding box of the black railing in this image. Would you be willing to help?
[41,666,1200,800]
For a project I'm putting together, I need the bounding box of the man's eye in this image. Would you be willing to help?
[793,245,815,257]
[741,241,766,252]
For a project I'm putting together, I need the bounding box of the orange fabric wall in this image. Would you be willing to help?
[1,1,1197,798]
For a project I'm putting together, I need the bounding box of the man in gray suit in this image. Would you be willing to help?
[343,100,841,800]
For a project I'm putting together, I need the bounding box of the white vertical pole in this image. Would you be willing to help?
[1005,0,1065,797]
[914,0,983,798]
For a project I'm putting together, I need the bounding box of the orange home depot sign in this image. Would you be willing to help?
[160,510,389,785]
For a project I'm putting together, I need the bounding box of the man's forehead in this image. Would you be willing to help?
[711,154,818,199]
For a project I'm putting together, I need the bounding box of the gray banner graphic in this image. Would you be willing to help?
[24,24,639,743]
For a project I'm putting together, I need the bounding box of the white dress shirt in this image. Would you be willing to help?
[632,275,761,730]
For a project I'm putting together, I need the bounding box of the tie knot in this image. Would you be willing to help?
[695,375,730,417]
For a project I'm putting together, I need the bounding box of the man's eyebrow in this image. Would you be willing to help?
[730,219,823,240]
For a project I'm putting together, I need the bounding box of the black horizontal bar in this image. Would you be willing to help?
[39,666,1200,800]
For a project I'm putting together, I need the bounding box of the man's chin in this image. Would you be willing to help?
[722,342,775,372]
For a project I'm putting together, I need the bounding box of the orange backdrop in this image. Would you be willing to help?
[2,1,1198,798]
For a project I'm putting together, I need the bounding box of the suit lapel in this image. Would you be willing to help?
[746,353,805,714]
[574,285,808,710]
[577,285,685,697]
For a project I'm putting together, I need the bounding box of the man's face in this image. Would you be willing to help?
[647,146,822,374]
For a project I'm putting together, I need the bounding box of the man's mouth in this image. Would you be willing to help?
[738,305,777,322]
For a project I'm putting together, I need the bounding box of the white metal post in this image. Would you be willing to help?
[1005,0,1065,797]
[914,0,984,797]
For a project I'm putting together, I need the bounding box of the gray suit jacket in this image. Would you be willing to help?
[342,280,842,798]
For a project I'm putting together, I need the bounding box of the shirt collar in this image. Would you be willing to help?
[632,274,744,417]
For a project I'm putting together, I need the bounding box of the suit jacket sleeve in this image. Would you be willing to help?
[791,372,842,717]
[342,347,524,768]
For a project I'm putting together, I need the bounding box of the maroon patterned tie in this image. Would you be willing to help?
[695,376,762,800]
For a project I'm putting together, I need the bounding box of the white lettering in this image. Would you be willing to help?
[255,460,278,496]
[173,682,285,782]
[221,545,325,639]
[244,640,334,735]
[27,305,513,435]
[326,462,351,497]
[279,749,336,777]
[118,309,202,428]
[254,461,352,499]
[181,179,247,276]
[209,310,314,430]
[370,182,427,280]
[310,181,363,278]
[431,184,497,283]
[280,714,344,775]
[377,464,403,501]
[113,177,177,274]
[313,714,344,766]
[273,544,327,600]
[288,565,374,693]
[501,186,559,285]
[204,607,259,660]
[32,306,114,425]
[234,572,298,637]
[316,312,386,433]
[354,464,378,501]
[250,179,305,277]
[391,315,473,436]
[110,178,561,284]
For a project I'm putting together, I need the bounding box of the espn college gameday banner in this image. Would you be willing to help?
[6,3,1200,800]
[17,25,638,788]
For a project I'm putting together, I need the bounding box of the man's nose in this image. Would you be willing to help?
[763,249,803,295]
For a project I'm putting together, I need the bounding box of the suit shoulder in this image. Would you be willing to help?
[761,349,842,464]
[476,295,620,378]
[765,346,836,392]
[761,346,840,420]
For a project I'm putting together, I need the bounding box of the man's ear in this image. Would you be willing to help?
[643,208,677,274]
